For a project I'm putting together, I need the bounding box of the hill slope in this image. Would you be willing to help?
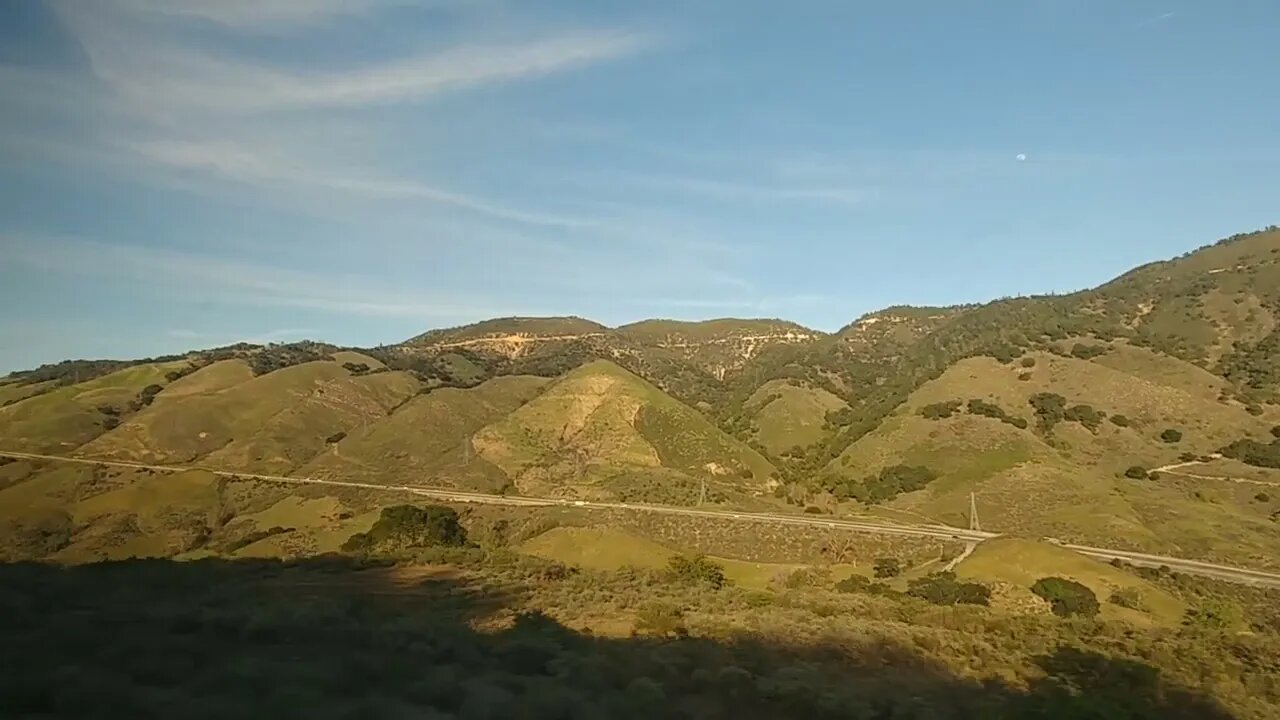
[472,360,775,502]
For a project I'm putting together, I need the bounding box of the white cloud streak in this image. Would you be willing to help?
[130,139,597,228]
[112,0,406,30]
[6,235,530,319]
[54,2,651,115]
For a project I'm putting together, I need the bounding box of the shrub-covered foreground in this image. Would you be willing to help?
[1,553,1277,719]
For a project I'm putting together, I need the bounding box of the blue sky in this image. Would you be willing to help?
[1,0,1277,373]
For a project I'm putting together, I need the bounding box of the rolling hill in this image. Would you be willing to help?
[1,225,1279,567]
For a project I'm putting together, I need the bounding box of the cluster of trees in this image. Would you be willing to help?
[920,400,963,419]
[342,504,467,553]
[1218,433,1280,469]
[820,464,937,504]
[1031,577,1100,617]
[919,398,1029,429]
[967,398,1030,429]
[907,572,992,606]
[665,554,727,590]
[246,342,334,376]
[1027,393,1109,434]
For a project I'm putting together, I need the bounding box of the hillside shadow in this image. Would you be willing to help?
[0,556,1240,720]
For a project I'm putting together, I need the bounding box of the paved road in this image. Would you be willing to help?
[3,449,1279,588]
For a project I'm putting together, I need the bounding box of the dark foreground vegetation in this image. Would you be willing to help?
[1,555,1273,720]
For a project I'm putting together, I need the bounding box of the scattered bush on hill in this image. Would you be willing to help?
[1255,493,1271,503]
[324,431,346,444]
[1070,343,1109,360]
[1160,428,1183,443]
[833,574,897,596]
[1109,414,1131,427]
[1032,577,1099,617]
[906,572,991,606]
[342,362,371,375]
[1029,392,1068,432]
[873,558,901,579]
[966,398,1029,429]
[1020,357,1037,368]
[1183,600,1244,632]
[1063,404,1104,433]
[1218,437,1280,469]
[666,555,727,590]
[1124,466,1150,480]
[920,400,963,419]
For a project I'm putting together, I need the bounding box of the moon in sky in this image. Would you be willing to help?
[1016,153,1028,161]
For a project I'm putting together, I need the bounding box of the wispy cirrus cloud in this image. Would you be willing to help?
[52,1,652,115]
[5,234,536,320]
[110,0,409,31]
[129,139,598,228]
[10,1,651,230]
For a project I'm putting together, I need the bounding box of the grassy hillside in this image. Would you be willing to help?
[0,361,190,452]
[744,379,847,456]
[79,357,420,474]
[817,347,1280,566]
[301,375,552,493]
[473,360,774,501]
[955,538,1186,625]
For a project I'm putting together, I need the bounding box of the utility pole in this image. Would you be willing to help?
[698,477,707,506]
[969,492,980,532]
[462,439,470,466]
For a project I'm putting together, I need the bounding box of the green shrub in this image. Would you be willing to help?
[1070,343,1108,360]
[1183,600,1243,632]
[1109,414,1131,427]
[965,399,1028,429]
[1124,466,1150,480]
[1253,492,1271,503]
[1017,372,1032,381]
[906,572,991,606]
[1031,577,1099,617]
[920,400,963,420]
[1020,357,1036,368]
[1160,428,1183,443]
[1029,392,1068,432]
[833,575,896,597]
[1219,437,1280,468]
[873,557,901,578]
[666,555,727,590]
[1272,426,1280,439]
[324,431,346,444]
[1064,404,1104,433]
